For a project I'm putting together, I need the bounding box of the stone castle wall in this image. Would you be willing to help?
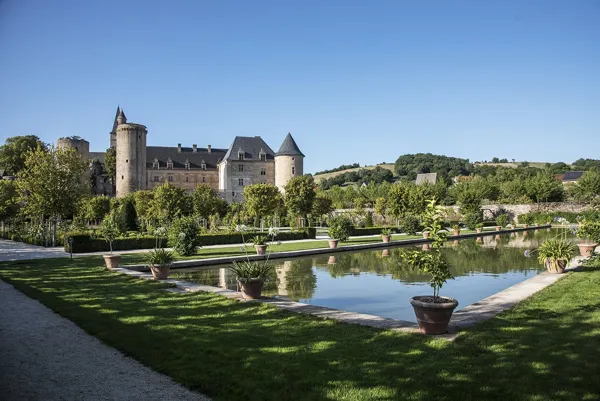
[275,155,303,192]
[116,124,147,197]
[482,202,592,221]
[146,169,220,192]
[222,160,275,202]
[56,138,90,161]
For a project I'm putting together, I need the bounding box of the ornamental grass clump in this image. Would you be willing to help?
[523,216,577,273]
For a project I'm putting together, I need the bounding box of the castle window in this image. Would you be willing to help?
[167,158,173,169]
[153,158,159,169]
[260,168,266,176]
[259,149,267,161]
[202,176,206,183]
[238,178,244,186]
[232,191,235,197]
[238,164,244,172]
[201,160,206,170]
[185,176,189,182]
[185,159,190,170]
[237,151,244,160]
[153,176,159,182]
[168,176,173,182]
[292,167,295,175]
[121,175,124,180]
[126,159,129,163]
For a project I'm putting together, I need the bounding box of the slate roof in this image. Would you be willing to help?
[415,173,437,185]
[275,133,304,157]
[146,146,227,170]
[556,171,584,182]
[222,136,275,162]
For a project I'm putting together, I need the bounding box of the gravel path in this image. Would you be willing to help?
[0,279,209,401]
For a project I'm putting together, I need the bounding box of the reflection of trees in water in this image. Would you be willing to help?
[276,258,317,300]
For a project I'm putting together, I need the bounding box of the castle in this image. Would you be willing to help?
[57,107,305,201]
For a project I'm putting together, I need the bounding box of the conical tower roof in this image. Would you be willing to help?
[111,105,121,132]
[275,133,304,157]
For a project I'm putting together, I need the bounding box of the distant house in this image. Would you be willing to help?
[415,173,437,185]
[555,171,584,184]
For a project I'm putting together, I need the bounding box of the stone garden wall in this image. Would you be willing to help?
[481,202,591,221]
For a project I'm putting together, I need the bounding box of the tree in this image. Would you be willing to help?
[82,196,110,223]
[192,184,222,220]
[243,184,281,225]
[133,190,155,230]
[150,182,191,224]
[284,175,316,220]
[0,135,46,175]
[394,153,472,179]
[17,146,89,220]
[572,169,600,202]
[104,147,116,181]
[0,180,18,222]
[525,172,564,202]
[387,183,409,222]
[492,157,500,163]
[374,197,388,220]
[312,195,334,219]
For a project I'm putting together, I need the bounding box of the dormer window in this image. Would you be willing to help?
[237,150,244,160]
[259,149,267,161]
[201,160,206,170]
[167,157,173,169]
[153,158,159,169]
[185,159,190,170]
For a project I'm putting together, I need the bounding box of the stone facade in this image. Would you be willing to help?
[219,159,275,202]
[482,202,592,221]
[115,123,147,197]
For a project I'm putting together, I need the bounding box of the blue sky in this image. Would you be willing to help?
[0,0,598,173]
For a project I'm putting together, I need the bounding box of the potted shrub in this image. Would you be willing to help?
[250,235,269,255]
[328,215,353,249]
[422,231,430,239]
[402,199,457,335]
[381,227,392,243]
[229,260,273,299]
[100,216,122,269]
[145,248,175,280]
[451,224,461,236]
[535,239,575,274]
[496,214,509,230]
[475,223,484,234]
[576,219,600,257]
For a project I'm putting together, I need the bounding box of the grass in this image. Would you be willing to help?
[1,256,599,400]
[312,163,396,182]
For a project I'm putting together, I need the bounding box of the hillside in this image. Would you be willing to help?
[313,163,396,183]
[474,162,550,169]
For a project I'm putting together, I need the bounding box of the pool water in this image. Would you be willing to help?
[172,229,577,322]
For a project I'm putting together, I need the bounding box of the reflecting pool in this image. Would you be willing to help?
[172,229,577,322]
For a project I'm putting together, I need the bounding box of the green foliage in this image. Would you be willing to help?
[374,197,388,219]
[285,175,316,219]
[168,216,200,256]
[577,219,600,243]
[400,214,420,235]
[312,195,334,218]
[319,166,394,189]
[192,184,224,220]
[104,147,116,181]
[571,169,600,202]
[518,211,599,225]
[151,182,191,224]
[145,248,175,267]
[249,235,268,246]
[133,190,155,231]
[17,145,89,219]
[572,158,600,170]
[0,135,46,175]
[100,215,123,253]
[81,196,110,222]
[243,184,281,222]
[364,211,374,227]
[519,214,535,225]
[380,227,392,236]
[536,239,575,265]
[496,213,509,227]
[0,180,19,221]
[464,211,482,230]
[314,163,360,176]
[394,153,472,180]
[449,178,498,213]
[327,215,353,242]
[228,260,274,283]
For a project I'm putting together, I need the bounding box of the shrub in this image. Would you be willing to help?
[464,212,482,230]
[519,214,535,225]
[496,214,509,227]
[328,215,354,242]
[400,214,421,235]
[364,211,374,228]
[168,216,200,256]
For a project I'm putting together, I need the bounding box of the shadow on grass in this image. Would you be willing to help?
[1,257,599,401]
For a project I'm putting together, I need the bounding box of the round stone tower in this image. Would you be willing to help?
[275,132,304,193]
[56,137,90,162]
[115,123,147,197]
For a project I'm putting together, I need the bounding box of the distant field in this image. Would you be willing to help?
[474,162,550,169]
[313,163,396,183]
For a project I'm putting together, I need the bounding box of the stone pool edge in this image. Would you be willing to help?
[123,225,551,272]
[114,250,580,339]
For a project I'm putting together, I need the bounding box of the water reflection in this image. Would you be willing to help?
[172,229,576,321]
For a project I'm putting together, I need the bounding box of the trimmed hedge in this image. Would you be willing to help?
[64,229,316,253]
[349,227,401,236]
[0,232,65,247]
[518,211,600,225]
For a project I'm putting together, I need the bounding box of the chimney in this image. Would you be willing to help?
[192,144,197,152]
[177,143,182,153]
[207,145,211,153]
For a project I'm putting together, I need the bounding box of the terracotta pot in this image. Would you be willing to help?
[522,231,528,237]
[452,240,460,247]
[476,228,482,233]
[382,235,391,243]
[150,265,170,280]
[476,237,482,243]
[381,249,390,257]
[410,296,458,335]
[578,243,598,257]
[523,224,529,228]
[494,235,500,240]
[327,255,337,264]
[453,230,460,236]
[238,279,264,299]
[495,226,501,231]
[422,231,430,239]
[422,243,431,251]
[547,227,552,232]
[255,244,267,255]
[103,254,121,269]
[544,259,567,274]
[328,239,339,249]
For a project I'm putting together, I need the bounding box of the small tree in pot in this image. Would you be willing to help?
[475,223,484,233]
[496,213,509,230]
[451,224,461,236]
[327,215,353,249]
[402,199,457,335]
[145,248,175,280]
[576,219,600,257]
[381,227,392,243]
[101,215,122,269]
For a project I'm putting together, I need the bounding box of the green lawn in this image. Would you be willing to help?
[2,257,598,401]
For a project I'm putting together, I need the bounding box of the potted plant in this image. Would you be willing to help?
[381,227,392,243]
[145,248,175,280]
[422,231,430,239]
[535,239,575,274]
[475,223,484,234]
[328,215,353,249]
[451,224,461,236]
[100,215,122,269]
[496,214,509,230]
[402,199,457,335]
[576,219,600,257]
[250,235,269,255]
[229,260,273,299]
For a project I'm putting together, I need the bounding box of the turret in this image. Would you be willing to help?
[56,136,90,162]
[116,108,127,125]
[274,132,304,192]
[115,122,147,197]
